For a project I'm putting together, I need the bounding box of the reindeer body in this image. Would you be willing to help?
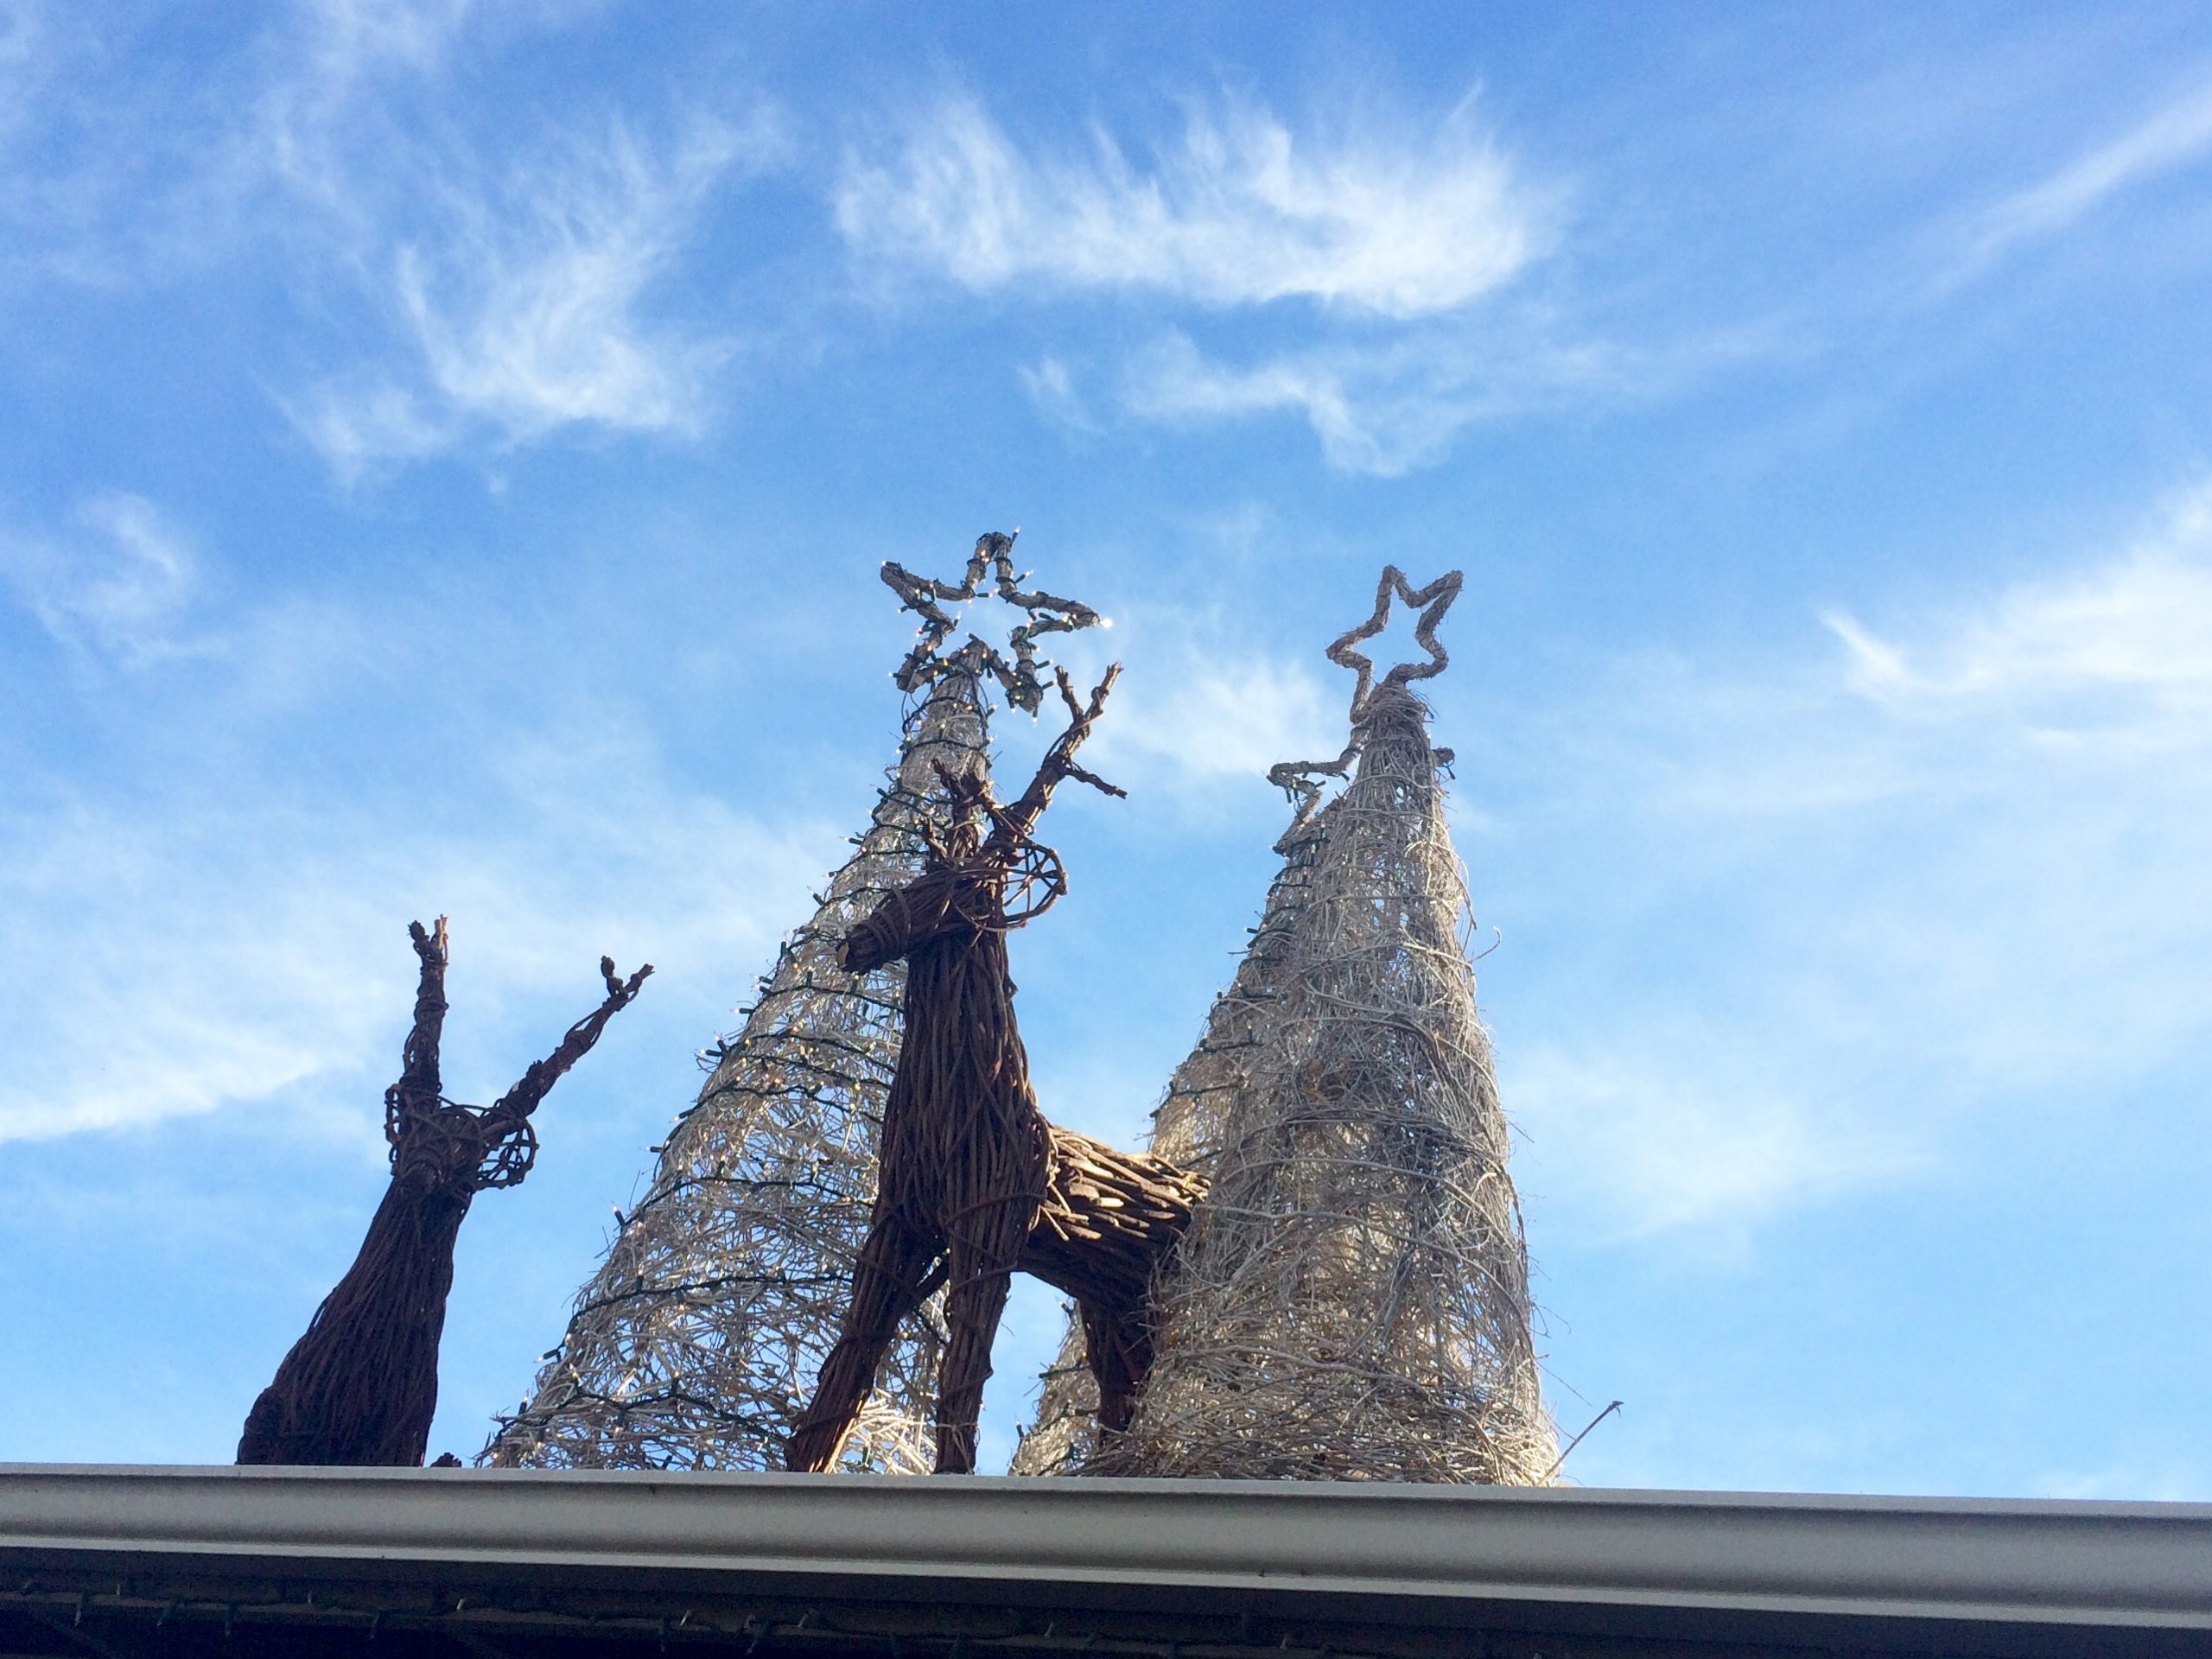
[237,1145,478,1466]
[238,920,649,1466]
[786,859,1055,1474]
[787,670,1204,1475]
[874,865,1052,1236]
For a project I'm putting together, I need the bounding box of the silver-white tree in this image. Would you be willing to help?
[484,534,1102,1471]
[1091,569,1555,1482]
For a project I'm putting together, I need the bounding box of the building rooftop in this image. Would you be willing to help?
[3,1465,2207,1657]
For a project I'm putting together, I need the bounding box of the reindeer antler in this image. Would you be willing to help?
[991,664,1126,849]
[919,758,995,862]
[491,958,653,1123]
[385,918,452,1148]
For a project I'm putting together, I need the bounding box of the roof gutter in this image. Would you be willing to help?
[4,1465,2208,1654]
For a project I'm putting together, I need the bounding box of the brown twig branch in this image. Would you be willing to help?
[385,917,451,1146]
[487,958,654,1127]
[469,956,651,1193]
[994,664,1126,846]
[1544,1399,1624,1480]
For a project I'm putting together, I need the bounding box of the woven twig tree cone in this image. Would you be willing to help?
[1090,571,1554,1483]
[481,672,988,1471]
[486,534,1106,1471]
[1009,795,1336,1477]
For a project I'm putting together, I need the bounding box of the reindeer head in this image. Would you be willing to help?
[839,665,1126,975]
[923,766,993,864]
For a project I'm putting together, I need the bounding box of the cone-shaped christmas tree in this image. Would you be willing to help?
[1092,569,1554,1483]
[1009,790,1335,1476]
[485,534,1101,1471]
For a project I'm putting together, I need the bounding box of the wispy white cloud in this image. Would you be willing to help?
[286,377,454,475]
[833,86,1802,474]
[1102,651,1339,788]
[1,3,477,283]
[240,1,785,480]
[0,722,831,1146]
[0,0,40,114]
[1118,321,1772,477]
[0,5,192,283]
[1118,331,1471,476]
[837,92,1549,319]
[1,3,775,478]
[1509,1045,1915,1243]
[0,800,393,1142]
[305,0,476,75]
[1498,485,2212,1239]
[294,116,766,480]
[251,0,480,210]
[1823,483,2212,747]
[1050,610,1341,804]
[1121,334,1408,474]
[0,493,200,662]
[397,124,744,438]
[1017,353,1095,434]
[1952,74,2212,279]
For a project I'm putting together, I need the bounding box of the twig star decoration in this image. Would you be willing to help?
[1268,565,1464,818]
[1328,564,1463,721]
[883,531,1106,713]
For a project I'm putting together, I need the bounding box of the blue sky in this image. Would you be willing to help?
[3,0,2210,1495]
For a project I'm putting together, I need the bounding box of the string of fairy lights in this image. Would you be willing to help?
[1030,571,1554,1484]
[485,545,1548,1484]
[482,537,1106,1471]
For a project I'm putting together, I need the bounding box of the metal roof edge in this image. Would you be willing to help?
[3,1465,2208,1639]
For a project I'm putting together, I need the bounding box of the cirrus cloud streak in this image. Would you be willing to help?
[836,92,1550,319]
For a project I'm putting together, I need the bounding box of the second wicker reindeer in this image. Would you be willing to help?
[786,666,1206,1474]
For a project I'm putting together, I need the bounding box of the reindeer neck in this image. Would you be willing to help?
[984,795,1052,857]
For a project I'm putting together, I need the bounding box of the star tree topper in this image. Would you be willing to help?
[882,531,1106,714]
[1268,564,1463,818]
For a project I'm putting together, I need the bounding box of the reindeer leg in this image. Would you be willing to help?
[786,1216,938,1473]
[1078,1296,1152,1435]
[933,1198,1033,1474]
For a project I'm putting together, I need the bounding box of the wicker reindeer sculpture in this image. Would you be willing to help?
[787,667,1206,1474]
[238,918,650,1466]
